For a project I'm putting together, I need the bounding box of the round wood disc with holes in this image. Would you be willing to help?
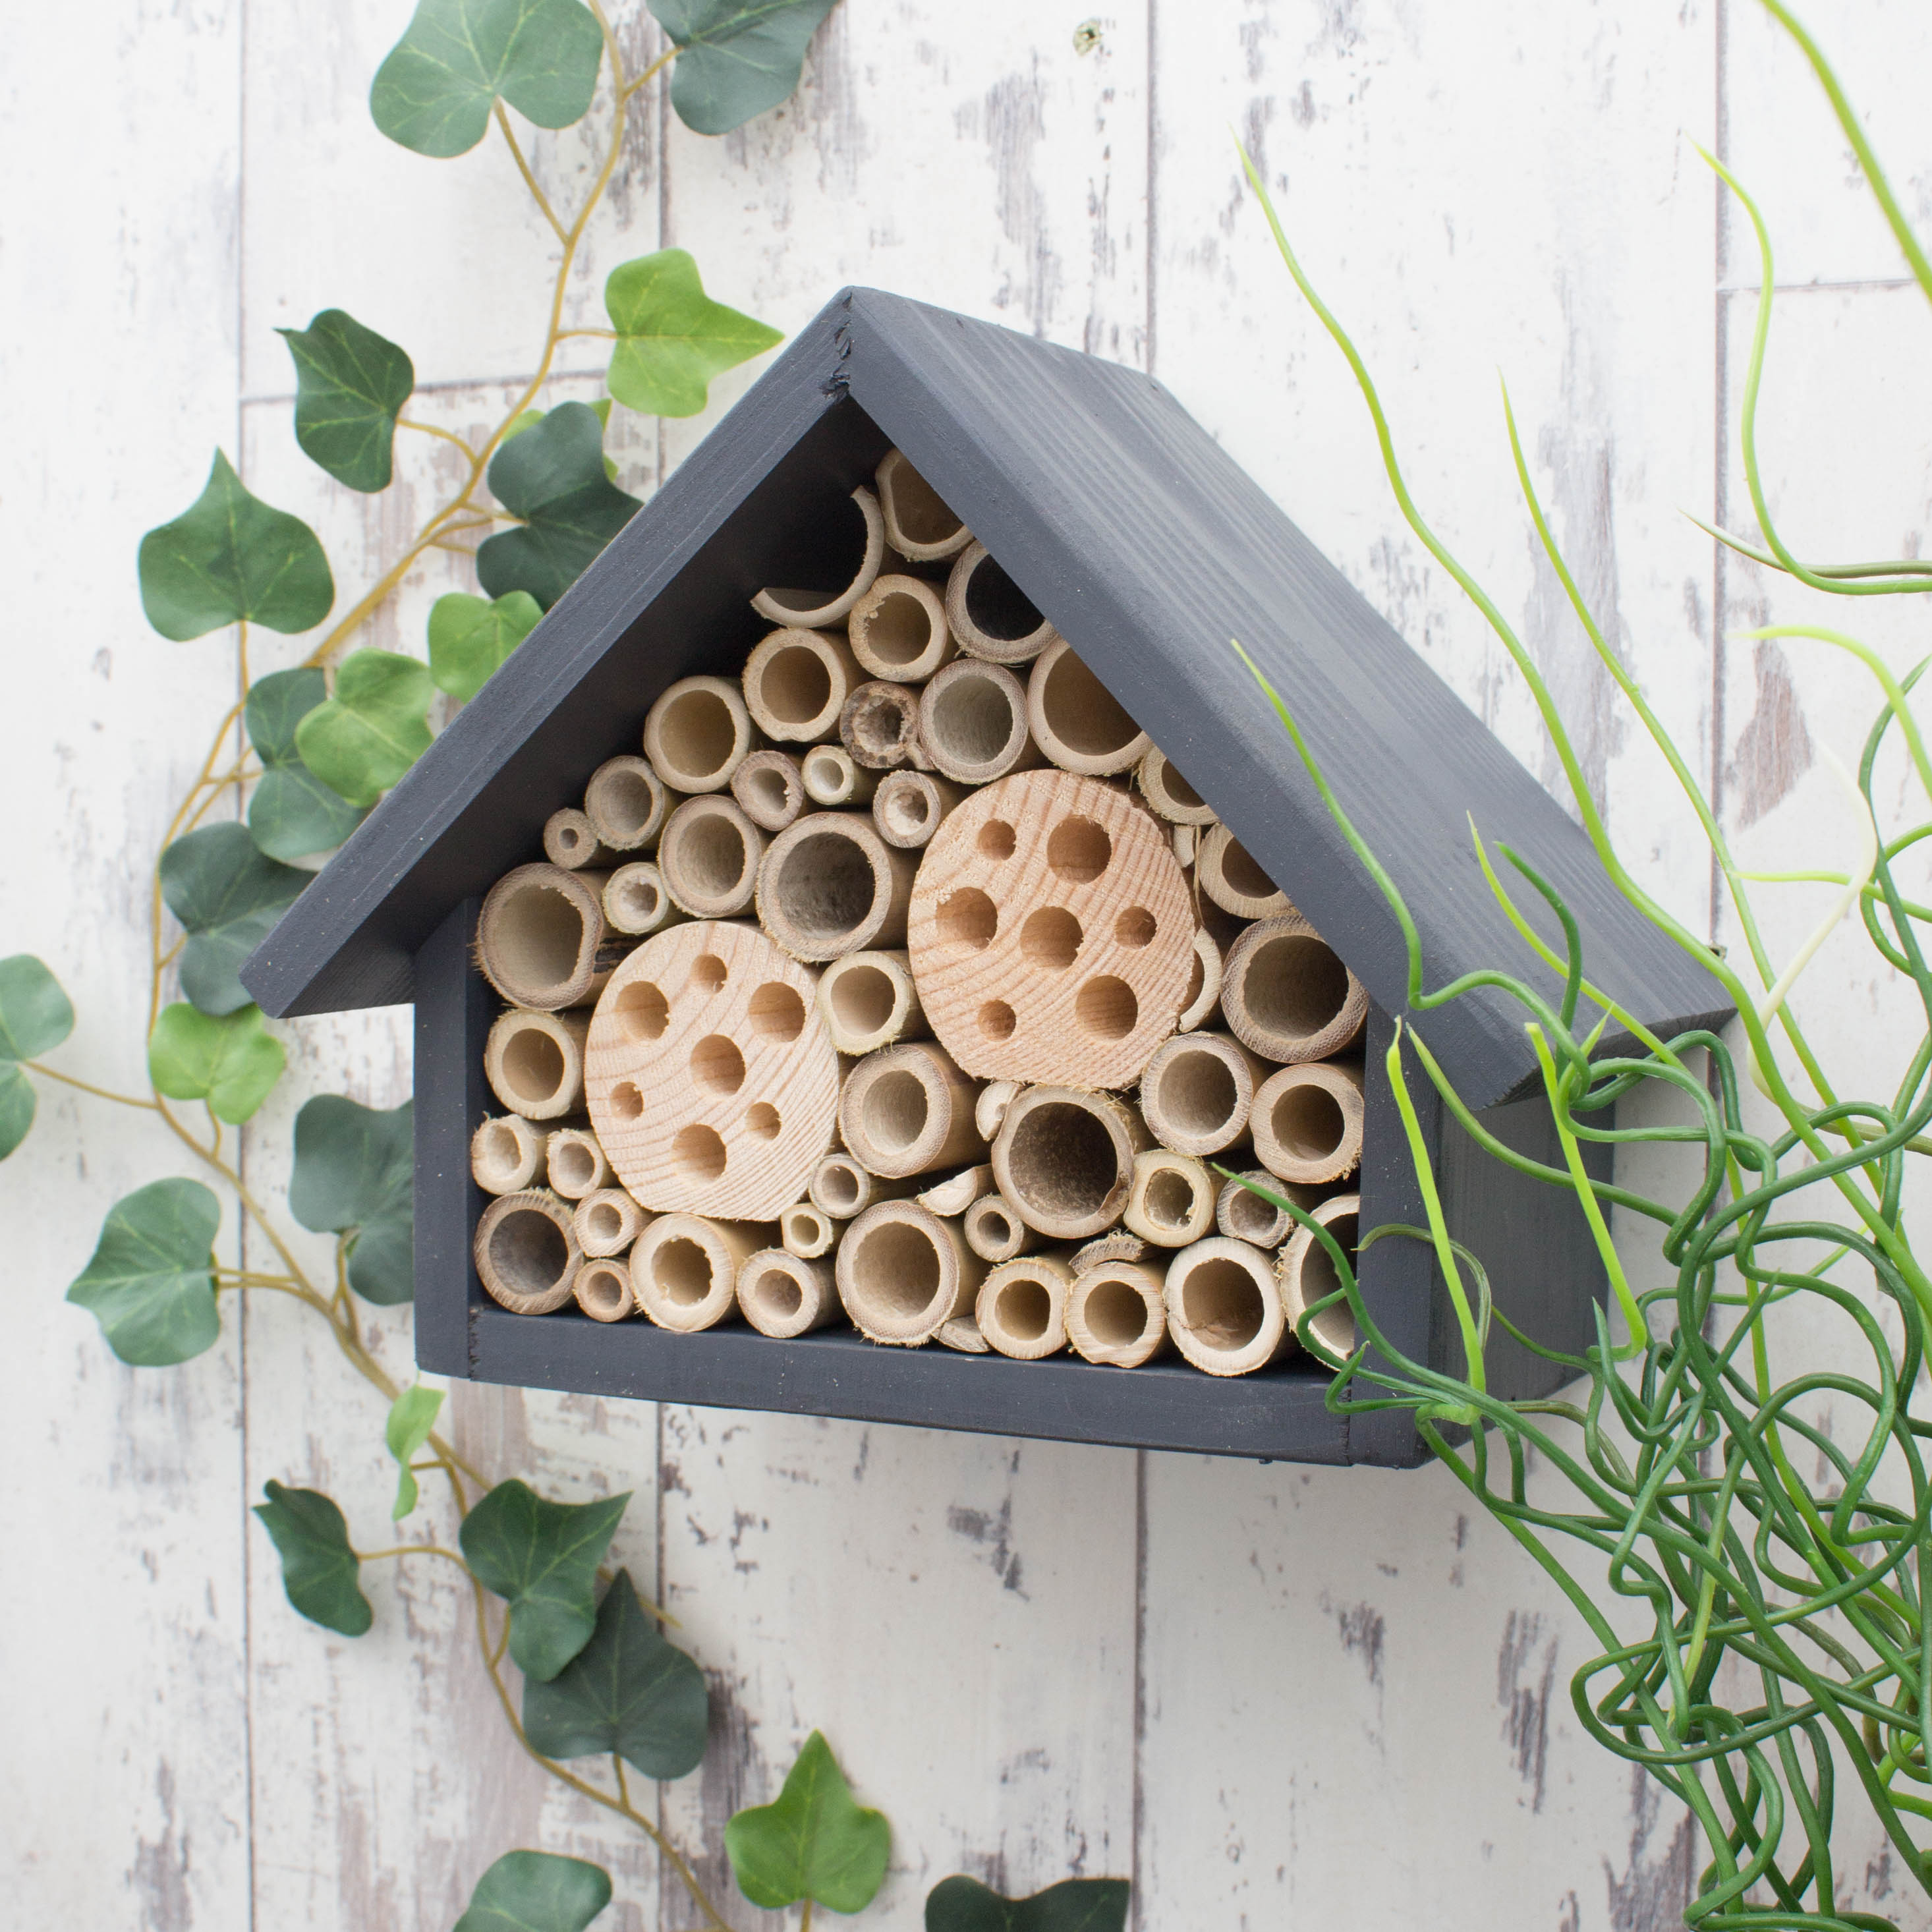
[584,921,839,1218]
[907,770,1194,1087]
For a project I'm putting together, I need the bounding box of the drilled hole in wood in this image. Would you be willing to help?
[610,1081,643,1120]
[747,980,806,1040]
[979,999,1016,1042]
[1114,906,1155,948]
[962,552,1044,642]
[993,1277,1052,1342]
[615,980,669,1042]
[487,1208,569,1299]
[937,886,997,949]
[1047,816,1110,882]
[690,1034,746,1096]
[656,1236,713,1305]
[1019,905,1081,969]
[977,818,1015,860]
[1181,1257,1264,1350]
[1075,975,1137,1039]
[1246,935,1349,1037]
[830,963,894,1036]
[850,1218,942,1320]
[862,1069,929,1155]
[1084,1277,1150,1347]
[501,1029,565,1106]
[671,1123,727,1181]
[689,953,729,996]
[745,1102,781,1140]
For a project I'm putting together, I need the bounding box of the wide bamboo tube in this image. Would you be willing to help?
[1066,1261,1168,1367]
[874,449,971,563]
[1178,926,1224,1032]
[631,1213,764,1332]
[584,754,671,851]
[837,1041,986,1179]
[1222,917,1369,1064]
[918,1164,992,1217]
[1252,1060,1365,1185]
[1137,745,1216,826]
[1197,824,1295,919]
[1164,1236,1288,1377]
[945,540,1058,664]
[872,770,963,849]
[737,1248,839,1338]
[1278,1193,1361,1359]
[731,749,805,832]
[573,1185,648,1258]
[1025,639,1150,776]
[849,573,952,679]
[1123,1149,1218,1248]
[742,627,863,742]
[839,680,923,769]
[800,743,878,809]
[658,796,765,919]
[1139,1030,1266,1158]
[756,812,917,961]
[1216,1169,1320,1251]
[816,950,925,1055]
[962,1190,1037,1263]
[474,1190,581,1315]
[544,807,617,870]
[917,659,1040,784]
[1069,1228,1149,1273]
[603,861,686,938]
[573,1257,635,1322]
[484,1009,590,1120]
[938,1316,989,1352]
[478,864,616,1009]
[807,1151,919,1220]
[991,1086,1149,1239]
[976,1253,1071,1361]
[751,485,885,627]
[835,1199,983,1345]
[779,1201,836,1259]
[471,1113,546,1194]
[643,675,756,795]
[546,1125,611,1200]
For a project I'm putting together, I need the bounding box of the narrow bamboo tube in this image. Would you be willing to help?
[839,680,923,769]
[737,1247,839,1338]
[945,541,1058,664]
[544,807,617,870]
[1163,1236,1288,1377]
[938,1316,989,1352]
[1139,1029,1266,1158]
[756,812,917,961]
[962,1190,1037,1263]
[658,796,765,918]
[976,1253,1071,1360]
[1178,925,1224,1032]
[838,1042,986,1179]
[917,1164,992,1217]
[779,1201,836,1259]
[816,950,925,1055]
[974,1079,1021,1143]
[1222,917,1369,1064]
[752,485,885,627]
[800,743,878,809]
[1278,1193,1361,1359]
[991,1086,1149,1239]
[849,573,952,679]
[1198,823,1295,919]
[875,449,971,563]
[471,1114,546,1194]
[1253,1060,1365,1186]
[731,749,805,832]
[478,863,616,1009]
[603,861,687,937]
[1137,745,1216,825]
[1171,824,1198,869]
[1216,1170,1321,1251]
[584,754,671,851]
[630,1213,764,1332]
[872,770,963,849]
[474,1190,581,1315]
[573,1185,648,1258]
[835,1199,984,1345]
[485,1009,590,1120]
[1025,639,1150,776]
[1066,1261,1168,1367]
[573,1257,635,1322]
[807,1151,919,1220]
[742,628,863,743]
[643,675,756,795]
[1123,1150,1218,1248]
[1071,1228,1148,1272]
[917,659,1040,784]
[546,1125,611,1200]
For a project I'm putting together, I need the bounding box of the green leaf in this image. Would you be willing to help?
[65,1178,221,1367]
[289,1094,415,1305]
[925,1876,1132,1932]
[428,591,544,702]
[523,1570,708,1777]
[454,1852,612,1932]
[148,1002,286,1124]
[724,1730,890,1914]
[138,451,335,641]
[460,1479,630,1681]
[0,1065,34,1160]
[253,1480,373,1636]
[0,954,74,1063]
[245,668,370,860]
[278,310,415,492]
[371,0,605,158]
[385,1383,445,1520]
[477,403,642,611]
[604,250,783,418]
[294,649,435,808]
[650,0,839,136]
[158,824,310,1016]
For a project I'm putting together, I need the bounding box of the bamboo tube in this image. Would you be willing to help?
[1070,1228,1148,1272]
[837,1041,986,1179]
[1171,824,1197,869]
[779,1201,836,1259]
[742,627,863,742]
[643,675,756,795]
[917,659,1040,784]
[737,1247,839,1338]
[1178,925,1224,1032]
[872,770,963,849]
[584,754,671,851]
[756,812,917,961]
[1253,1060,1365,1186]
[962,1190,1037,1263]
[835,1199,983,1345]
[1198,824,1295,919]
[816,950,925,1055]
[839,680,923,769]
[917,1164,992,1217]
[1278,1193,1360,1359]
[991,1085,1149,1239]
[800,743,878,808]
[807,1151,919,1220]
[1137,745,1216,826]
[573,1185,648,1258]
[546,1125,611,1201]
[1163,1236,1288,1377]
[471,1113,546,1194]
[1025,639,1150,776]
[603,861,686,938]
[1138,1029,1266,1157]
[485,1008,590,1120]
[544,807,617,870]
[874,449,972,563]
[849,573,953,679]
[974,1079,1021,1143]
[1123,1149,1218,1248]
[937,1316,989,1352]
[1066,1261,1168,1367]
[573,1257,635,1322]
[658,796,766,918]
[751,485,885,627]
[478,863,617,1010]
[945,541,1058,664]
[1222,917,1369,1064]
[474,1189,581,1315]
[630,1213,765,1332]
[731,749,805,832]
[1215,1169,1321,1250]
[976,1253,1071,1360]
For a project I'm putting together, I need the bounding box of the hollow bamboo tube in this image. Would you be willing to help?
[484,1009,590,1120]
[573,1185,648,1258]
[937,1316,989,1352]
[474,1190,581,1315]
[1025,639,1150,776]
[630,1213,764,1333]
[1171,824,1197,870]
[875,449,972,563]
[807,1151,919,1220]
[779,1201,836,1259]
[603,861,687,938]
[573,1257,635,1322]
[837,1042,986,1179]
[1197,824,1295,919]
[917,659,1041,784]
[756,812,917,961]
[1178,926,1224,1032]
[1212,1170,1319,1250]
[1252,1060,1365,1186]
[816,950,925,1055]
[643,675,757,795]
[1123,1149,1218,1248]
[974,1079,1021,1144]
[544,807,617,870]
[478,863,616,1010]
[849,573,953,679]
[991,1086,1149,1239]
[1163,1236,1288,1377]
[976,1253,1071,1361]
[1278,1193,1361,1359]
[742,628,863,743]
[731,749,805,832]
[800,743,878,808]
[584,754,671,851]
[471,1114,546,1195]
[962,1189,1039,1264]
[657,796,766,918]
[917,1164,993,1217]
[1066,1261,1168,1367]
[1137,745,1216,826]
[872,770,963,850]
[751,485,886,628]
[1222,917,1369,1064]
[945,541,1058,664]
[1138,1029,1267,1158]
[1070,1228,1148,1272]
[839,680,923,770]
[834,1199,984,1345]
[546,1125,611,1201]
[737,1247,839,1338]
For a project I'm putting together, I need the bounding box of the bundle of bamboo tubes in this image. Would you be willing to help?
[469,451,1369,1378]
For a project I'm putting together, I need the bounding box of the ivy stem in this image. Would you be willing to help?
[356,1543,467,1567]
[24,1062,159,1110]
[494,103,567,242]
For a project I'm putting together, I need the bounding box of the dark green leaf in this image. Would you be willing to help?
[245,669,370,860]
[385,1383,444,1520]
[278,310,415,492]
[926,1875,1132,1932]
[0,1064,34,1160]
[650,0,839,135]
[604,250,783,417]
[293,649,435,808]
[138,451,335,640]
[254,1480,373,1637]
[455,1852,611,1932]
[289,1094,415,1305]
[428,590,544,701]
[460,1479,629,1681]
[0,954,74,1062]
[371,0,605,158]
[148,1002,286,1124]
[523,1570,708,1777]
[477,403,641,610]
[158,824,309,1016]
[65,1178,221,1366]
[724,1730,890,1913]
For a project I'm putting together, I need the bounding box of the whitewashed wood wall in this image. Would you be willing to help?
[6,1,1931,1926]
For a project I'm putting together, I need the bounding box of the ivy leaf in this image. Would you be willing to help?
[158,824,310,1016]
[253,1481,373,1637]
[278,310,415,492]
[244,668,369,861]
[294,649,436,808]
[148,1002,286,1124]
[65,1178,221,1367]
[289,1094,415,1305]
[454,1852,612,1932]
[460,1479,630,1682]
[372,0,606,158]
[428,590,544,702]
[0,1068,32,1161]
[385,1383,445,1520]
[477,403,642,611]
[138,451,334,641]
[724,1731,890,1914]
[523,1570,708,1777]
[604,250,783,418]
[650,0,839,136]
[926,1876,1132,1932]
[0,954,74,1063]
